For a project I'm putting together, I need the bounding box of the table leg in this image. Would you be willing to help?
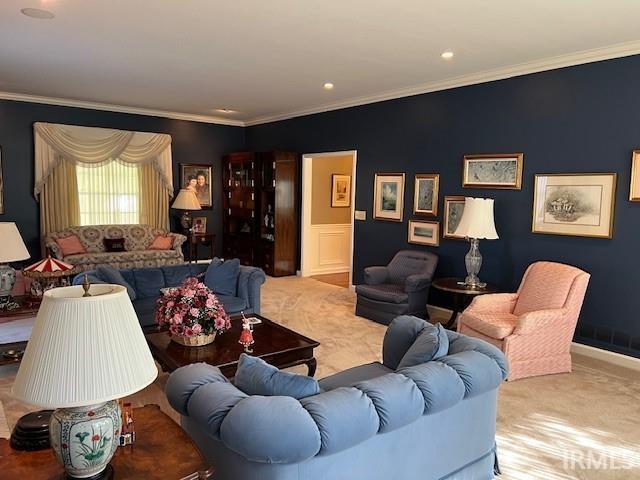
[306,357,317,377]
[444,293,462,330]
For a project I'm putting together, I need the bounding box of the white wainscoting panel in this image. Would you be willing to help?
[305,223,351,275]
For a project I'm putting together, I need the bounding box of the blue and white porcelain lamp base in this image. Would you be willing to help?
[0,263,19,309]
[49,401,122,479]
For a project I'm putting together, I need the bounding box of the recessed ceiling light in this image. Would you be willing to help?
[441,51,454,60]
[21,8,55,19]
[214,108,237,114]
[323,82,334,90]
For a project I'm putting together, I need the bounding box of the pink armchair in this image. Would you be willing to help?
[457,261,590,380]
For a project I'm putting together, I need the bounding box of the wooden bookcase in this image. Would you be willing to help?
[222,151,298,276]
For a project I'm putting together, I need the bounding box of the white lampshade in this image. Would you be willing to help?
[454,197,499,240]
[171,189,201,210]
[12,284,158,408]
[0,222,30,263]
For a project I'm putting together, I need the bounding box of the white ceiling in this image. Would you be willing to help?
[2,0,640,126]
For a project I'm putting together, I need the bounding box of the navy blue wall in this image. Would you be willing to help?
[0,99,245,258]
[246,56,640,357]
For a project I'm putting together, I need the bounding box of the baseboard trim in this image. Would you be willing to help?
[426,304,640,371]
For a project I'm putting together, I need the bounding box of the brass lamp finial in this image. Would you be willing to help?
[82,274,91,297]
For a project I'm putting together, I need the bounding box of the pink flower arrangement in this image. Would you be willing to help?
[155,277,231,337]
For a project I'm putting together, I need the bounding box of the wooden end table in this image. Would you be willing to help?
[0,404,212,479]
[0,295,40,322]
[187,233,216,263]
[146,314,320,378]
[432,277,499,329]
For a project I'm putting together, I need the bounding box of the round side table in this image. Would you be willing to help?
[432,277,499,329]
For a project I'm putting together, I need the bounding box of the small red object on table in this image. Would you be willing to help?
[238,314,255,353]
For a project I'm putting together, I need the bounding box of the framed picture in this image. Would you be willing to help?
[532,173,617,239]
[413,174,439,215]
[331,174,351,207]
[408,220,440,246]
[192,216,207,234]
[463,153,524,189]
[180,164,212,208]
[630,150,640,201]
[443,196,467,239]
[373,173,405,222]
[0,147,3,215]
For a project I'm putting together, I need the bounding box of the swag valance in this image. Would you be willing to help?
[33,122,174,198]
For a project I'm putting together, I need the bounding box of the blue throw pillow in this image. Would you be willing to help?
[96,265,137,300]
[204,258,240,296]
[396,323,449,369]
[234,354,320,399]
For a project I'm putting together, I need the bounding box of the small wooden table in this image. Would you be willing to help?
[432,277,499,329]
[0,295,40,321]
[0,404,212,479]
[146,314,320,378]
[187,233,216,262]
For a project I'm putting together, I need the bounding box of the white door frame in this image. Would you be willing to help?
[300,150,357,286]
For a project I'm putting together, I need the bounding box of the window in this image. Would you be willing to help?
[76,161,140,225]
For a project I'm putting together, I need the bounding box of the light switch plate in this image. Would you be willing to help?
[354,210,366,221]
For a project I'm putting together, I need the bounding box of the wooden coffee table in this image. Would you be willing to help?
[0,404,212,479]
[146,314,320,378]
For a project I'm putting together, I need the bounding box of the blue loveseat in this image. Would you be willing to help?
[166,316,509,480]
[72,261,266,329]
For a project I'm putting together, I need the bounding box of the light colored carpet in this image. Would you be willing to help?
[1,276,639,479]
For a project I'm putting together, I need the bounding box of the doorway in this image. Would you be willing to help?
[301,151,357,288]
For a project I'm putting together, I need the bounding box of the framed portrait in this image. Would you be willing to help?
[192,216,207,234]
[408,220,440,247]
[373,173,405,222]
[180,164,212,208]
[331,174,351,207]
[443,196,467,239]
[413,174,439,216]
[532,173,617,239]
[463,153,524,190]
[0,147,3,215]
[631,150,640,201]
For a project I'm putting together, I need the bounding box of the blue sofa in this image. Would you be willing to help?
[72,261,266,329]
[166,316,508,480]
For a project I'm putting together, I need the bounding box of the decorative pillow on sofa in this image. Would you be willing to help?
[149,235,175,250]
[396,323,449,369]
[55,234,86,256]
[96,266,137,300]
[204,258,240,296]
[234,354,320,399]
[103,238,126,252]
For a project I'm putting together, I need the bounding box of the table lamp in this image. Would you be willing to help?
[171,188,201,233]
[12,284,158,479]
[0,222,30,309]
[453,197,499,288]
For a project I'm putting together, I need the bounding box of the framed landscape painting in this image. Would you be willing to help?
[331,174,351,207]
[180,163,212,208]
[373,173,405,222]
[631,150,640,201]
[532,173,617,239]
[463,153,524,189]
[443,196,466,239]
[408,220,440,246]
[413,174,439,216]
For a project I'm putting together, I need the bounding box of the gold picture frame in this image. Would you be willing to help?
[331,174,351,208]
[630,150,640,201]
[443,196,466,239]
[408,220,440,246]
[532,173,617,239]
[373,173,405,222]
[413,174,439,216]
[192,216,207,233]
[463,153,524,190]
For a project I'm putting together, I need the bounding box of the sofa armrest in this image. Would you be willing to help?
[363,266,389,285]
[237,266,266,313]
[404,273,432,293]
[44,238,64,260]
[172,233,187,250]
[513,308,569,335]
[465,293,518,315]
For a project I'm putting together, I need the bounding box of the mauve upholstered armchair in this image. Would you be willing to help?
[355,250,438,325]
[457,261,590,381]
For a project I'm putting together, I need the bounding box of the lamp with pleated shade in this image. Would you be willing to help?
[171,188,201,232]
[453,197,499,288]
[12,284,158,479]
[0,222,30,309]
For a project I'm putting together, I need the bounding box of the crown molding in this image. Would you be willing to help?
[245,40,640,126]
[0,91,245,127]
